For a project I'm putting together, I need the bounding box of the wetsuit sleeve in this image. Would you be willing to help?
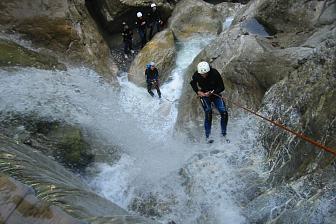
[213,69,225,94]
[145,69,149,83]
[190,73,199,93]
[154,69,159,80]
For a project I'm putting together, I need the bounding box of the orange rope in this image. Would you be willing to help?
[212,93,336,156]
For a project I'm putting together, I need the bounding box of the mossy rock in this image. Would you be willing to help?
[0,39,66,70]
[0,112,93,171]
[50,125,93,170]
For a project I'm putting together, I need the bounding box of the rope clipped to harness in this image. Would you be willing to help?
[212,93,336,156]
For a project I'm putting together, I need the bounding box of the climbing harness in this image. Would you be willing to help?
[212,93,336,156]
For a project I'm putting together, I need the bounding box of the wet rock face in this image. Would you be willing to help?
[0,39,66,70]
[128,29,176,87]
[0,174,83,224]
[168,0,223,40]
[243,164,336,223]
[0,113,93,171]
[259,36,336,183]
[0,0,117,78]
[235,0,335,47]
[255,0,327,33]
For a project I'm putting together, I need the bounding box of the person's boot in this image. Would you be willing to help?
[206,136,214,144]
[221,134,230,143]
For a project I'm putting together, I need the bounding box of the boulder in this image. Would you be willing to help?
[168,0,222,40]
[0,39,65,70]
[0,113,93,171]
[0,0,117,78]
[128,29,176,87]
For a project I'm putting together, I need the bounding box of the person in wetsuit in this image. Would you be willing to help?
[190,61,228,143]
[148,3,163,39]
[121,22,134,58]
[135,12,147,48]
[145,61,162,98]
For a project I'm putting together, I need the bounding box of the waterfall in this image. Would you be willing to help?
[0,21,266,224]
[86,34,266,223]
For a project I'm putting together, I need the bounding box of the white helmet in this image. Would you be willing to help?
[137,12,142,18]
[151,3,156,8]
[197,61,210,74]
[150,61,155,66]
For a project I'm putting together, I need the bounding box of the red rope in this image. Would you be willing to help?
[212,93,336,156]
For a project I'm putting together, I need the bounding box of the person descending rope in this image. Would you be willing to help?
[135,12,147,48]
[121,22,134,59]
[145,62,162,98]
[148,3,163,39]
[190,61,229,144]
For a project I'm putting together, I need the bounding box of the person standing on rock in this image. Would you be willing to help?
[121,22,134,59]
[135,12,147,48]
[145,61,162,98]
[190,61,229,144]
[148,3,163,39]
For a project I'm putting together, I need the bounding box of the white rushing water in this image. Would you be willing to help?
[87,33,266,223]
[0,29,266,224]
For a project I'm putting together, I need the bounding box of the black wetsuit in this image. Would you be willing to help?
[121,27,133,54]
[145,67,161,98]
[135,17,147,47]
[148,9,163,39]
[190,68,228,138]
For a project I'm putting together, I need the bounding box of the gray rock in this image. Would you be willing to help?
[215,2,243,23]
[258,40,336,184]
[168,0,222,41]
[317,1,336,26]
[243,167,336,223]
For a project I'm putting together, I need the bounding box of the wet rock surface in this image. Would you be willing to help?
[0,174,83,224]
[0,39,66,70]
[259,36,336,183]
[0,113,93,171]
[0,0,117,78]
[168,0,222,40]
